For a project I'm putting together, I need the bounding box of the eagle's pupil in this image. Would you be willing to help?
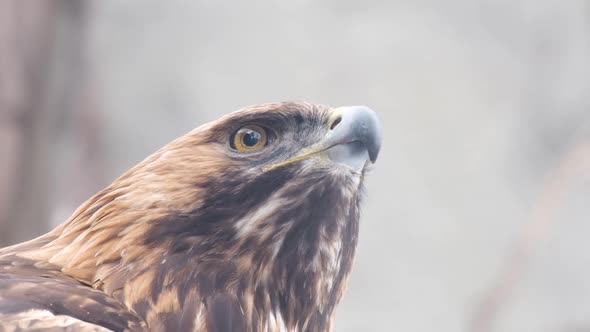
[242,130,260,147]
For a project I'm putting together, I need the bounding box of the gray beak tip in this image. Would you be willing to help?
[326,105,382,170]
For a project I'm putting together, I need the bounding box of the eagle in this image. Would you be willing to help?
[0,102,382,332]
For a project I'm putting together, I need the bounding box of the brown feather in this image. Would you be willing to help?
[0,102,370,331]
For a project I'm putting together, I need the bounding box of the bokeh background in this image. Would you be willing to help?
[1,1,589,331]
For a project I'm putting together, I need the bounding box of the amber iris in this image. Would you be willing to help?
[232,125,268,152]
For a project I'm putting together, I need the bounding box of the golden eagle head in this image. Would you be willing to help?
[23,101,382,331]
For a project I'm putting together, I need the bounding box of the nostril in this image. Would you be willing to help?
[329,116,342,130]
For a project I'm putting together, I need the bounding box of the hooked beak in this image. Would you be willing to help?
[323,106,382,166]
[263,106,382,172]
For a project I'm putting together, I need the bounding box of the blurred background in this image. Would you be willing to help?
[1,1,589,331]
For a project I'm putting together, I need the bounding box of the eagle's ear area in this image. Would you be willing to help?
[205,293,247,332]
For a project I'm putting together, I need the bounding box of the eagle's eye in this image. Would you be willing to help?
[231,125,268,152]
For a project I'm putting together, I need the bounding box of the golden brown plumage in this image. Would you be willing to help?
[0,102,382,331]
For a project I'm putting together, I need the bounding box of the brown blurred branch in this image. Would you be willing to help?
[470,138,590,332]
[0,1,59,245]
[0,0,89,245]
